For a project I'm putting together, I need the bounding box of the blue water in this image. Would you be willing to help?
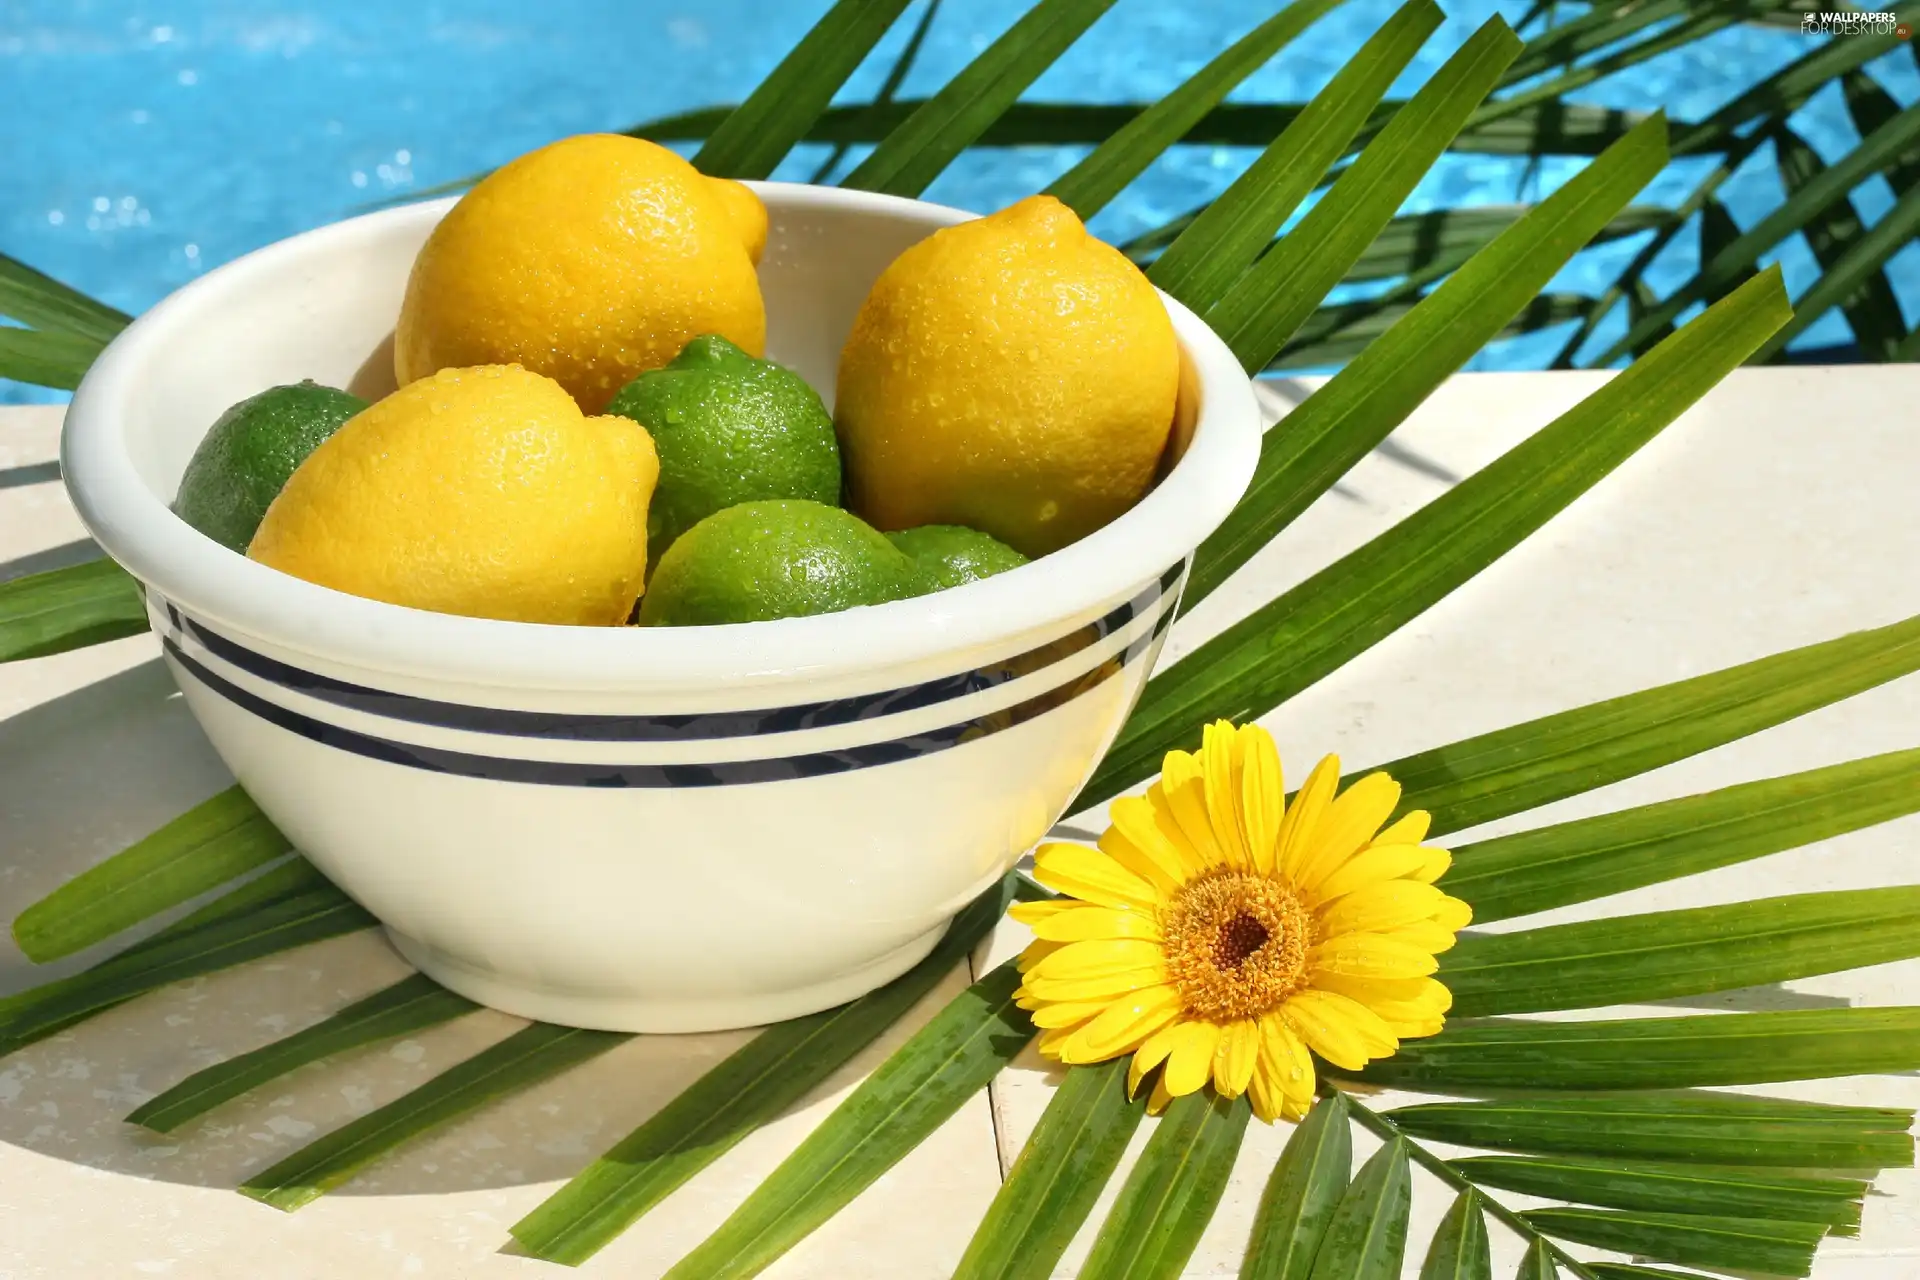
[4,0,1918,404]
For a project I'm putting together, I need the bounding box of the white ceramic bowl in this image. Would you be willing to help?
[61,183,1261,1033]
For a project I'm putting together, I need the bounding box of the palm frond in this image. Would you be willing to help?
[1049,0,1351,219]
[691,0,917,179]
[1146,0,1442,313]
[951,1058,1143,1280]
[126,973,478,1133]
[1077,1090,1249,1280]
[842,0,1118,197]
[1242,1090,1352,1280]
[11,785,287,963]
[240,1023,630,1212]
[0,557,147,662]
[1442,888,1920,1015]
[508,876,1019,1266]
[1442,746,1920,923]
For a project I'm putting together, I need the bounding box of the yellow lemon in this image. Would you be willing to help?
[394,134,767,413]
[249,364,659,625]
[834,194,1180,558]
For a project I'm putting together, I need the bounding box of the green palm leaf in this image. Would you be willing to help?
[1515,1239,1558,1280]
[0,557,147,663]
[1211,17,1524,371]
[1085,260,1781,806]
[1273,293,1590,371]
[1442,748,1920,924]
[1177,109,1668,614]
[1521,1207,1822,1277]
[952,1058,1144,1280]
[240,1022,630,1212]
[1243,1091,1352,1280]
[1306,1137,1412,1280]
[842,0,1118,197]
[1418,1190,1492,1280]
[622,99,1648,157]
[1080,1091,1251,1280]
[691,0,916,179]
[1049,0,1351,220]
[1599,95,1920,363]
[1839,67,1920,195]
[13,785,288,962]
[510,876,1018,1266]
[0,327,102,391]
[1442,888,1920,1016]
[0,887,372,1058]
[1382,612,1920,837]
[1672,3,1920,157]
[0,251,130,343]
[1146,0,1442,313]
[1754,180,1920,363]
[0,855,333,1026]
[1385,1094,1915,1169]
[1452,1156,1866,1233]
[1771,126,1909,360]
[1355,1007,1920,1090]
[126,973,477,1133]
[661,959,1033,1280]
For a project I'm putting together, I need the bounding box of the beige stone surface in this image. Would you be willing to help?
[3,366,1918,1276]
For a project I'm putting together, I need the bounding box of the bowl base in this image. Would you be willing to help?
[383,923,950,1034]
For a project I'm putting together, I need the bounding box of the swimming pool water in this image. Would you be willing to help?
[3,0,1917,404]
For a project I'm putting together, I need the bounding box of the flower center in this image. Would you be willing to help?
[1160,871,1311,1022]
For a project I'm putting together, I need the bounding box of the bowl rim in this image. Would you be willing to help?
[61,181,1261,695]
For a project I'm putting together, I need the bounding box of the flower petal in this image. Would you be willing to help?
[1147,1074,1176,1116]
[1130,1020,1183,1098]
[1317,880,1448,937]
[1260,1010,1318,1111]
[1203,720,1252,870]
[1017,940,1066,973]
[1027,905,1164,944]
[1029,938,1165,981]
[1408,846,1452,884]
[1031,842,1158,910]
[1035,1026,1077,1059]
[1062,984,1184,1063]
[1021,967,1168,1002]
[1433,895,1474,931]
[1247,1056,1285,1123]
[1239,725,1285,876]
[1160,752,1229,874]
[1103,800,1191,893]
[1212,1018,1260,1097]
[1276,754,1341,883]
[1283,990,1395,1070]
[1292,772,1402,894]
[1382,918,1462,954]
[1375,810,1431,847]
[1311,972,1450,1012]
[1162,1019,1222,1097]
[1310,972,1451,1036]
[1008,899,1076,926]
[1029,999,1113,1029]
[1309,932,1440,980]
[1306,843,1433,908]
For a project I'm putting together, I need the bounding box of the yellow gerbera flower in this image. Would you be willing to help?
[1012,720,1469,1122]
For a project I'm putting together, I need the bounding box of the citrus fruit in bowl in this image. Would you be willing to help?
[59,182,1261,1034]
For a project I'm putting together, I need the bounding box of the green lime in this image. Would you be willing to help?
[639,499,913,626]
[888,524,1030,595]
[606,335,840,565]
[173,381,367,552]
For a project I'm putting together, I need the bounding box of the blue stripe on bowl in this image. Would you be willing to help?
[161,561,1186,742]
[162,606,1176,789]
